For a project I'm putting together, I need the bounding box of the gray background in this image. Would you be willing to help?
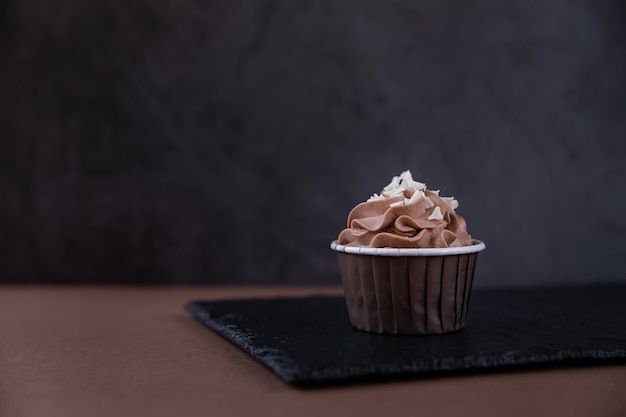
[1,0,625,287]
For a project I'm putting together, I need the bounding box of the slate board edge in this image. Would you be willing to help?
[185,301,304,384]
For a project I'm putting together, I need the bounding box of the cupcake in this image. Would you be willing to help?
[331,170,485,335]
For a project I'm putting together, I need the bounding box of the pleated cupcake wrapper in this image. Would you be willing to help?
[336,252,480,335]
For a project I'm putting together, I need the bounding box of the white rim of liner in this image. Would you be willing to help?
[330,239,485,257]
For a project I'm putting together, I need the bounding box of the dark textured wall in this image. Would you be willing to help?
[1,0,625,286]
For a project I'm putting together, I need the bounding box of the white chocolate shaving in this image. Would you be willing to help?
[382,175,402,193]
[427,206,444,221]
[407,190,424,204]
[367,193,386,202]
[441,197,459,210]
[399,170,426,191]
[381,170,425,198]
[384,187,405,198]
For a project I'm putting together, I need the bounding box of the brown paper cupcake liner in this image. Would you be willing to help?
[336,250,480,335]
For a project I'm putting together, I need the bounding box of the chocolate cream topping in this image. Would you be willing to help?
[338,172,473,248]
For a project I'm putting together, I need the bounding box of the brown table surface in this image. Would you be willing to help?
[1,285,626,417]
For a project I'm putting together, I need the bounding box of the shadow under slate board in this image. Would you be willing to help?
[185,285,626,387]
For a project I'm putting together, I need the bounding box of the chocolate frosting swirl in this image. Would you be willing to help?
[338,189,473,248]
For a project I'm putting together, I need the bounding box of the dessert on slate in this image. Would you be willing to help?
[331,170,485,335]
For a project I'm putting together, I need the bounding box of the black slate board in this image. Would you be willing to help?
[185,286,626,387]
